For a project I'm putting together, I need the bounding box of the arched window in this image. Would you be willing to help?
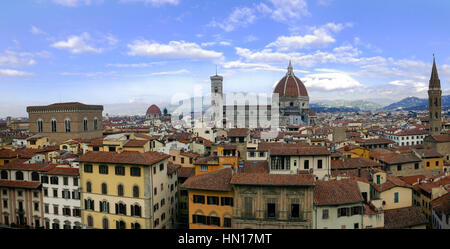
[87,215,94,227]
[116,220,126,229]
[1,170,8,180]
[132,222,141,229]
[131,205,141,217]
[62,145,68,150]
[101,183,108,195]
[51,119,57,132]
[83,118,88,131]
[117,184,124,196]
[434,98,438,107]
[37,119,43,133]
[86,181,92,193]
[102,218,109,229]
[133,186,139,198]
[65,119,71,133]
[435,112,438,119]
[290,102,294,107]
[31,172,40,181]
[16,171,24,181]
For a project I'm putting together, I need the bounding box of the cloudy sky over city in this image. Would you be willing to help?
[1,0,450,116]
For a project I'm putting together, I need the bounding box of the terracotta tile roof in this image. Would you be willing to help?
[395,129,429,136]
[182,168,233,192]
[416,176,450,194]
[2,159,56,171]
[167,162,181,175]
[195,136,213,146]
[227,128,249,137]
[269,146,330,156]
[180,151,201,158]
[371,175,411,192]
[431,193,450,215]
[88,137,104,147]
[0,149,18,158]
[194,156,219,165]
[44,167,79,176]
[370,148,421,164]
[354,137,394,145]
[400,175,427,185]
[77,151,169,166]
[314,179,363,206]
[331,158,380,170]
[384,206,427,229]
[237,161,269,174]
[231,173,315,186]
[178,167,195,178]
[429,134,450,143]
[123,139,148,147]
[414,149,443,158]
[0,180,41,189]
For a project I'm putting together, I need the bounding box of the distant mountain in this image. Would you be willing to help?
[310,99,382,112]
[383,95,450,111]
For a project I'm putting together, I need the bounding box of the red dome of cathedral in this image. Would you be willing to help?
[146,104,161,115]
[273,61,308,97]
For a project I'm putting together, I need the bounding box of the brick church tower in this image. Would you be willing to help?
[428,55,442,135]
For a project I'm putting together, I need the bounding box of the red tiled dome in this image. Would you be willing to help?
[273,62,308,97]
[146,104,161,115]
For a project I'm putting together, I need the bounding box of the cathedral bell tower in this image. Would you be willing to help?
[428,55,442,135]
[210,68,223,124]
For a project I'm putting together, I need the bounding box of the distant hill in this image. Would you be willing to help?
[309,99,382,113]
[310,106,361,113]
[383,95,450,111]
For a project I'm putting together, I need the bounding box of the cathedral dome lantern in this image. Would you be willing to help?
[273,61,308,97]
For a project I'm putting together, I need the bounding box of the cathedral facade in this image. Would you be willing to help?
[211,61,316,128]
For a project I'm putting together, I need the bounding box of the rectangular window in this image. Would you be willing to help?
[53,205,59,215]
[99,165,108,174]
[41,176,49,184]
[160,163,164,171]
[223,217,232,228]
[130,167,141,177]
[415,163,419,170]
[34,202,39,211]
[208,216,220,226]
[53,189,58,198]
[337,208,350,217]
[84,164,93,173]
[200,165,208,171]
[244,197,253,217]
[221,197,233,206]
[94,119,98,130]
[376,175,380,184]
[63,177,68,186]
[322,209,329,219]
[115,166,125,176]
[181,158,185,164]
[351,206,362,215]
[394,192,399,203]
[318,159,323,169]
[304,160,309,170]
[207,196,219,205]
[354,223,359,229]
[267,201,276,218]
[3,200,8,208]
[193,195,205,204]
[291,203,300,218]
[397,165,402,171]
[44,204,49,214]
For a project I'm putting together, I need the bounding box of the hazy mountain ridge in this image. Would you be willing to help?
[383,95,450,111]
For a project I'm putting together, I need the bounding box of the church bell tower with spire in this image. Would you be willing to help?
[428,55,442,135]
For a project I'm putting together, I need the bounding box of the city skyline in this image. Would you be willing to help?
[2,0,450,117]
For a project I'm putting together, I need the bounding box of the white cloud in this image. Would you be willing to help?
[222,61,286,72]
[268,23,352,51]
[267,30,335,51]
[209,7,256,32]
[201,41,231,47]
[0,50,37,67]
[51,33,103,54]
[127,40,224,61]
[266,0,310,23]
[149,69,189,75]
[119,0,180,6]
[106,62,166,67]
[30,26,45,35]
[52,0,103,7]
[0,69,35,76]
[60,71,117,77]
[302,72,362,91]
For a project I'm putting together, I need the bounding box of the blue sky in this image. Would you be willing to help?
[1,0,450,117]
